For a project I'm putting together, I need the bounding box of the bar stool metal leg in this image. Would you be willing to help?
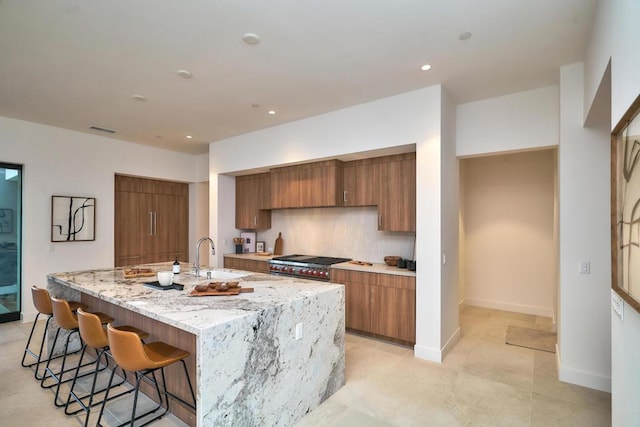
[96,324,197,427]
[64,309,148,426]
[40,297,113,408]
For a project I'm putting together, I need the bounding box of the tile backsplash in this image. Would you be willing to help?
[255,207,415,263]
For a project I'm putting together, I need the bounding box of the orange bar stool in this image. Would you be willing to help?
[97,323,196,426]
[21,286,85,380]
[65,309,149,426]
[41,297,113,408]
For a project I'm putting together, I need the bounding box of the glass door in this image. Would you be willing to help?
[0,163,21,323]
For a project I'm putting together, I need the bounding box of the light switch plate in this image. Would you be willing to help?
[579,260,590,274]
[612,289,624,321]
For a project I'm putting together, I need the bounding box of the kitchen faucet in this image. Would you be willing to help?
[195,237,215,277]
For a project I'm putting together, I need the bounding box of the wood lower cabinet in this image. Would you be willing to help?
[223,256,269,274]
[236,173,271,230]
[331,269,416,345]
[115,175,189,267]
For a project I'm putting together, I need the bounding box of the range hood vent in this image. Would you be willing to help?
[89,125,116,134]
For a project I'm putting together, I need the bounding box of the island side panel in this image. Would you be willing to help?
[198,285,345,426]
[46,279,197,426]
[81,293,197,427]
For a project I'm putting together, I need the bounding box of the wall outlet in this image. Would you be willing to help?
[612,290,624,321]
[295,322,303,340]
[579,260,590,274]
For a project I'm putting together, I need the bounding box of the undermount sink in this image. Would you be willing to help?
[195,270,247,280]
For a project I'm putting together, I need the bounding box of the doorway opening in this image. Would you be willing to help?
[458,148,558,327]
[0,163,22,323]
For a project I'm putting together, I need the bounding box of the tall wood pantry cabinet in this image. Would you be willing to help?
[114,175,189,267]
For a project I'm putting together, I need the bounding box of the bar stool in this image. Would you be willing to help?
[97,323,196,427]
[21,286,85,380]
[41,297,113,407]
[65,308,149,426]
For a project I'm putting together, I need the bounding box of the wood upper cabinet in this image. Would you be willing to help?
[235,173,271,230]
[270,160,344,209]
[331,268,415,345]
[342,159,377,207]
[115,175,189,267]
[376,153,416,232]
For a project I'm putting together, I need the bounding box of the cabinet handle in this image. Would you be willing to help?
[149,212,153,236]
[378,214,382,227]
[343,190,348,203]
[254,216,257,226]
[153,212,157,236]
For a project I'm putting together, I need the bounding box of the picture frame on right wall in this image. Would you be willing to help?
[612,94,640,313]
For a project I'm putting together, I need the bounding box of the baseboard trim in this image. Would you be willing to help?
[21,311,37,323]
[414,343,442,363]
[556,344,611,393]
[464,297,554,318]
[414,327,461,364]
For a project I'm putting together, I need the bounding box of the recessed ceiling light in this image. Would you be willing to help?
[268,110,276,115]
[186,135,193,139]
[177,70,193,79]
[243,33,260,45]
[459,32,472,41]
[132,94,147,101]
[420,64,432,71]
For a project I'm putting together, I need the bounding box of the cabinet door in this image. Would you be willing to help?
[377,154,416,231]
[223,257,269,273]
[114,191,153,267]
[270,167,299,209]
[299,161,343,207]
[236,174,271,229]
[343,161,376,207]
[370,285,416,343]
[345,281,371,332]
[332,269,372,332]
[154,193,188,262]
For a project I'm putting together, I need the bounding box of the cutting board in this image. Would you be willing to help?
[274,232,283,255]
[189,287,254,297]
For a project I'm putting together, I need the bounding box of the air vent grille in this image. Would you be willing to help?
[89,126,116,134]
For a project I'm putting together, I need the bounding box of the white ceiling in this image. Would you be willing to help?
[0,0,597,155]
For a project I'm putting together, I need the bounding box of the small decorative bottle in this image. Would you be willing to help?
[173,257,181,274]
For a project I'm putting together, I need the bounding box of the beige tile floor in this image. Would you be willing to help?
[0,306,611,426]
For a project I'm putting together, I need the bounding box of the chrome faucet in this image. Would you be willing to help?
[195,237,215,277]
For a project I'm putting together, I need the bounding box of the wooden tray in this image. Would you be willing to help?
[123,268,156,279]
[189,287,254,297]
[349,260,373,266]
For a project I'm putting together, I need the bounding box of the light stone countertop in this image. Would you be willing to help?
[332,261,416,277]
[47,262,344,335]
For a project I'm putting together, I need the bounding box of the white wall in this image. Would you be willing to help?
[461,150,556,317]
[210,85,453,362]
[456,86,559,158]
[583,0,640,421]
[0,116,201,319]
[558,62,612,392]
[439,89,460,358]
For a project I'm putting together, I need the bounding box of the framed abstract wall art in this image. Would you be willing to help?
[612,94,640,313]
[51,196,96,242]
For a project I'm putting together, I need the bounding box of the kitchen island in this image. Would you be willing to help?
[47,264,345,426]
